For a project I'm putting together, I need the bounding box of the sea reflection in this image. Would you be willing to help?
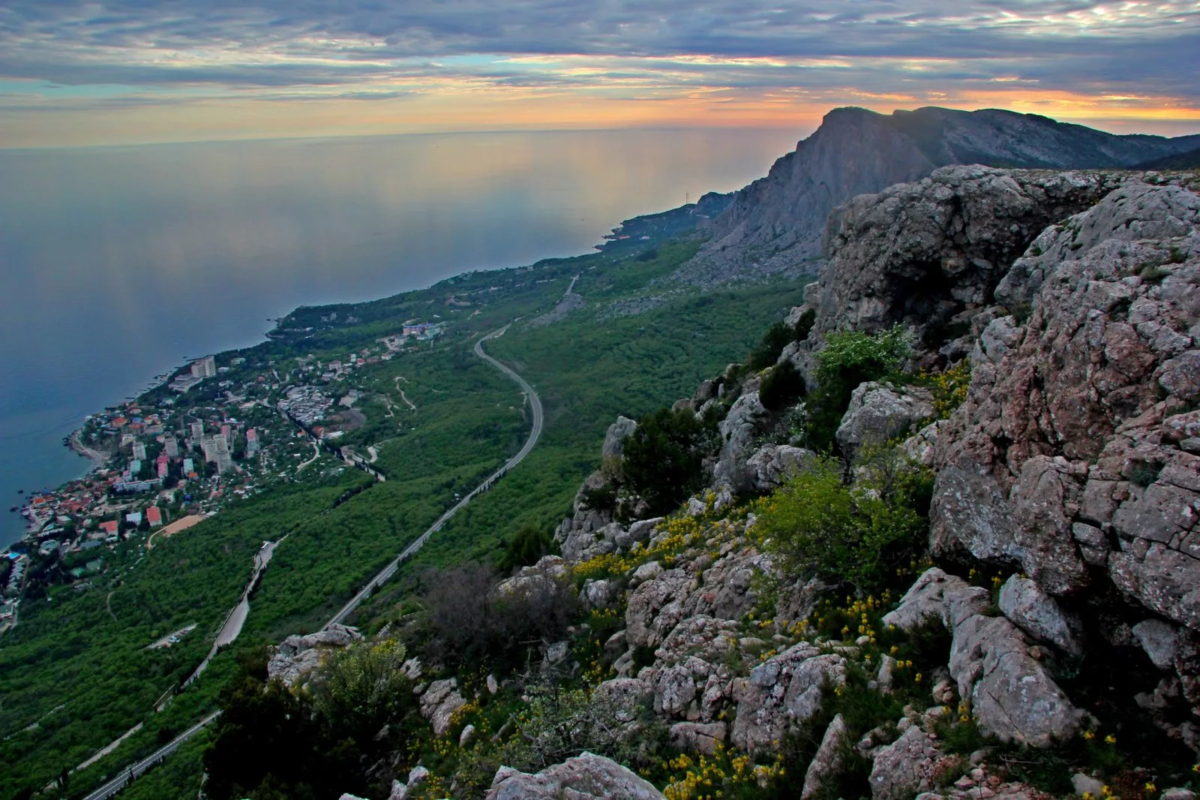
[0,127,799,545]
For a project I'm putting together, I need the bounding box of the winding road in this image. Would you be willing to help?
[325,323,542,628]
[80,323,542,799]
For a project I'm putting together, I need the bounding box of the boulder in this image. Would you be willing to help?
[1132,619,1182,670]
[713,392,766,485]
[745,444,816,491]
[669,721,727,756]
[836,382,935,457]
[485,752,665,800]
[869,726,954,800]
[886,568,1084,746]
[998,575,1085,658]
[267,624,363,688]
[419,678,466,737]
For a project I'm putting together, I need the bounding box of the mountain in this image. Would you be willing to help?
[673,106,1200,285]
[1137,144,1200,170]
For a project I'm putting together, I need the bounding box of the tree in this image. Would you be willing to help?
[621,407,719,515]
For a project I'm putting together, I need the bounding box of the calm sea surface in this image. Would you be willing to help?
[0,128,799,548]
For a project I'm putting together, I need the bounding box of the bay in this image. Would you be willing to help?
[0,127,798,548]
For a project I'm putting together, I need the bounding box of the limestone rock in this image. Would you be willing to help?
[626,569,695,648]
[731,643,846,752]
[267,624,363,688]
[603,416,638,459]
[801,714,849,800]
[419,678,466,737]
[885,568,1083,746]
[998,575,1085,658]
[669,722,727,756]
[713,392,766,486]
[745,444,816,491]
[933,181,1200,626]
[1133,619,1182,670]
[485,752,665,800]
[837,382,934,457]
[869,726,954,800]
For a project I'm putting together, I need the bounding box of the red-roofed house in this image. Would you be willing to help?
[100,520,119,535]
[146,507,163,528]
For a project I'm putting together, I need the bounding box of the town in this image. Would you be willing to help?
[0,320,444,634]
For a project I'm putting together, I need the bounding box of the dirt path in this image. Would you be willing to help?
[105,591,117,622]
[394,377,417,411]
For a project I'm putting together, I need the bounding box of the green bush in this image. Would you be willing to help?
[496,525,553,573]
[622,406,719,515]
[804,326,911,451]
[755,454,928,592]
[759,361,806,411]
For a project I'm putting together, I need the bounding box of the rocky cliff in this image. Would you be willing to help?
[674,107,1200,286]
[531,165,1200,798]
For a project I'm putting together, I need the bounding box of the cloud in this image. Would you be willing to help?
[0,0,1197,145]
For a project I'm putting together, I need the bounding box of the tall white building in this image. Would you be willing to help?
[190,356,217,379]
[132,442,147,461]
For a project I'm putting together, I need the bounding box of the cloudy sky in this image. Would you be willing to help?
[2,0,1199,147]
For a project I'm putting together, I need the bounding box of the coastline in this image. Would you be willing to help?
[67,429,107,467]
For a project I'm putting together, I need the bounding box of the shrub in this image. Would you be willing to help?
[496,524,553,573]
[310,638,415,747]
[755,454,928,592]
[804,326,911,451]
[759,360,806,411]
[621,406,719,515]
[748,321,796,370]
[418,564,579,671]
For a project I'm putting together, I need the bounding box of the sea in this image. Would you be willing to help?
[0,127,800,549]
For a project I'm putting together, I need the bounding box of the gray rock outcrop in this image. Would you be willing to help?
[485,752,665,800]
[267,624,362,688]
[930,181,1200,646]
[884,568,1084,745]
[837,382,934,457]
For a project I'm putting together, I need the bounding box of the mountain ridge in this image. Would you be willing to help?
[667,105,1200,285]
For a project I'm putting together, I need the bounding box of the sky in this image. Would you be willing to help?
[2,0,1199,148]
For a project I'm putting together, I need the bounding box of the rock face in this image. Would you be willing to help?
[485,752,665,800]
[805,166,1129,361]
[675,107,1199,285]
[931,181,1200,645]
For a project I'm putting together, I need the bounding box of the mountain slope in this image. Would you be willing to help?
[1136,144,1200,170]
[674,106,1200,285]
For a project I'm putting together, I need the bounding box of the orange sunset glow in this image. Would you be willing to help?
[1,2,1198,146]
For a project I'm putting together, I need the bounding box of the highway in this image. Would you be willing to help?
[80,712,220,800]
[324,323,543,628]
[79,323,542,798]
